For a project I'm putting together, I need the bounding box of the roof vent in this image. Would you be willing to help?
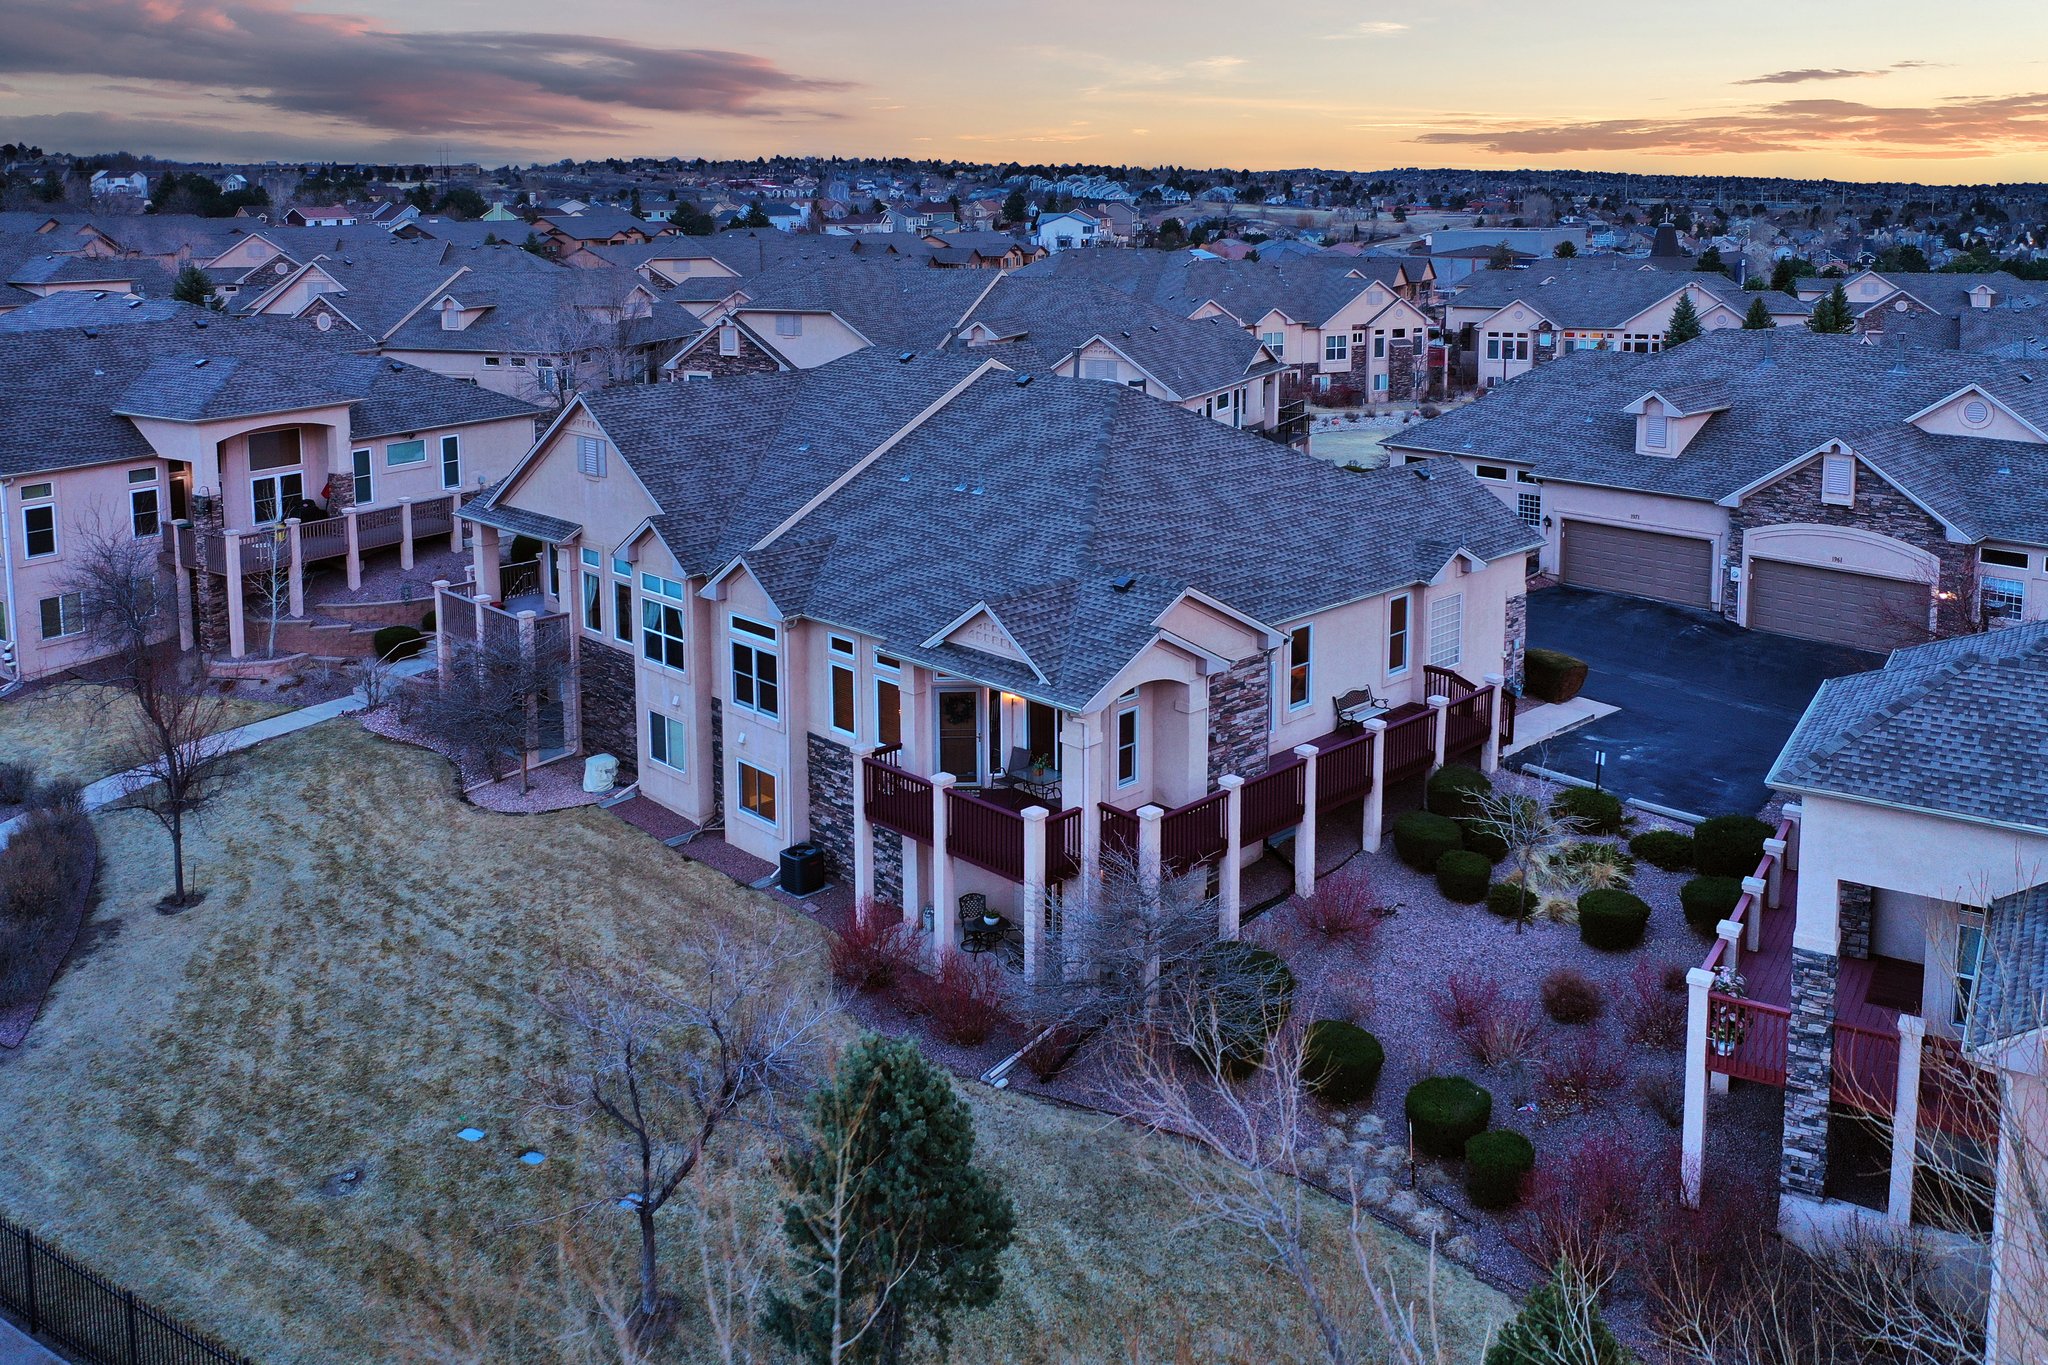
[193,357,209,367]
[898,350,915,362]
[1111,574,1136,592]
[1412,463,1432,480]
[81,327,97,338]
[194,318,208,328]
[92,290,107,300]
[126,298,141,309]
[389,360,404,371]
[1014,373,1033,387]
[2021,371,2035,383]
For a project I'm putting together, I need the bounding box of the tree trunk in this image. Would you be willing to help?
[636,1202,660,1323]
[170,809,187,903]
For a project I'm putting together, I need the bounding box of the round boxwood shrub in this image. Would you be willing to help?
[1694,815,1773,878]
[1457,816,1508,862]
[418,608,436,632]
[1486,882,1537,920]
[1436,849,1492,904]
[1465,1129,1536,1209]
[1524,648,1588,704]
[1303,1020,1385,1105]
[1393,810,1463,872]
[1578,888,1652,950]
[1629,828,1695,872]
[1406,1077,1493,1159]
[1427,763,1492,819]
[1551,786,1626,835]
[372,625,425,661]
[1681,876,1745,936]
[1193,941,1296,1076]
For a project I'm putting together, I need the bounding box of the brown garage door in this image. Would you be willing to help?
[1560,521,1714,608]
[1747,559,1927,651]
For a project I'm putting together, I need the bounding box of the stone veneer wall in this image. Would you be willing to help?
[1838,882,1873,960]
[1780,946,1839,1198]
[1206,653,1272,787]
[1503,592,1528,692]
[708,698,724,821]
[684,337,782,378]
[576,643,636,777]
[806,731,902,901]
[1726,458,1969,627]
[1387,337,1420,401]
[190,498,229,654]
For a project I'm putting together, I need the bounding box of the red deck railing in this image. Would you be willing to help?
[1833,1021,1901,1117]
[1239,760,1305,845]
[1048,807,1083,883]
[1099,804,1139,865]
[1706,993,1791,1085]
[863,750,933,843]
[1317,729,1374,809]
[948,788,1026,882]
[1443,686,1494,758]
[1161,791,1229,874]
[1382,708,1436,783]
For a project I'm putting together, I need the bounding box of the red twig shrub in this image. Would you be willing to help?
[1641,1171,1776,1327]
[1296,875,1385,947]
[1021,1021,1085,1081]
[1513,1131,1658,1284]
[828,897,916,995]
[918,954,1012,1046]
[1434,970,1542,1067]
[1433,968,1503,1033]
[1540,968,1604,1024]
[1623,960,1687,1049]
[1538,1033,1628,1113]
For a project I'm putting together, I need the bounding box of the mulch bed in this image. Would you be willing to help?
[0,841,98,1050]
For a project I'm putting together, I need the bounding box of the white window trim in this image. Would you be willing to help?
[439,433,461,490]
[1820,451,1855,506]
[1386,592,1412,676]
[351,447,374,506]
[129,485,160,539]
[1427,594,1464,669]
[21,500,57,560]
[735,760,780,829]
[729,615,781,719]
[1285,624,1313,712]
[1115,694,1140,789]
[827,634,858,737]
[648,710,687,772]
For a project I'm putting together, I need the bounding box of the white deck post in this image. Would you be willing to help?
[1361,717,1388,852]
[1889,1014,1927,1226]
[448,497,464,552]
[1713,921,1743,1095]
[398,497,415,571]
[1292,743,1319,901]
[1781,802,1803,872]
[899,835,923,931]
[1682,965,1714,1207]
[1218,775,1245,940]
[929,773,956,961]
[1481,672,1505,774]
[431,580,452,686]
[1742,875,1769,953]
[516,609,538,761]
[1137,804,1164,998]
[170,521,194,653]
[1427,693,1451,775]
[851,745,876,910]
[223,529,247,659]
[343,506,362,591]
[1020,806,1049,982]
[1762,838,1787,911]
[284,518,305,619]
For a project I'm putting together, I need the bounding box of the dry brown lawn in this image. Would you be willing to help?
[0,722,1508,1363]
[0,683,291,788]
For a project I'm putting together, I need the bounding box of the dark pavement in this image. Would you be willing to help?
[1518,586,1881,818]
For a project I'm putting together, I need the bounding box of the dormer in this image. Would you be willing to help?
[1968,283,2000,311]
[1624,387,1729,457]
[436,295,487,331]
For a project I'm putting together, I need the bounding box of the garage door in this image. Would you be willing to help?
[1560,521,1714,608]
[1747,559,1927,651]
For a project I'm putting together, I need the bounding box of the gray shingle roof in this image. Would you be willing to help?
[379,253,702,354]
[1445,257,1760,327]
[1970,883,2048,1052]
[1769,618,2048,833]
[732,255,994,352]
[1017,251,1398,326]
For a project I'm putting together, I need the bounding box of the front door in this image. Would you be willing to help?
[936,687,982,785]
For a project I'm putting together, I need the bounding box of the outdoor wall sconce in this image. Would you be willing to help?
[1541,515,1554,530]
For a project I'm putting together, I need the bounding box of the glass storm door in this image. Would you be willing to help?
[936,687,982,785]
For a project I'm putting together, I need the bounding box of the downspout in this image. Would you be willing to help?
[0,478,19,691]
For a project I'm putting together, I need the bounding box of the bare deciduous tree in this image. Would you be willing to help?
[413,625,569,793]
[1021,849,1223,1040]
[1472,785,1584,931]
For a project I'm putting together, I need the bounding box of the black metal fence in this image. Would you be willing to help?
[0,1219,251,1365]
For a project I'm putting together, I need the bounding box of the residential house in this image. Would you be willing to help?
[283,205,359,228]
[1682,623,2048,1365]
[1791,268,2046,349]
[1032,209,1105,253]
[1382,328,2048,650]
[449,351,1534,960]
[532,208,671,260]
[0,296,538,681]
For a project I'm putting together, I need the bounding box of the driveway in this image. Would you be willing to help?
[1518,586,1882,818]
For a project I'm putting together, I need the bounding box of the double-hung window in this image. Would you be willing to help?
[1427,594,1464,668]
[351,448,373,506]
[20,485,56,559]
[611,558,633,645]
[730,617,780,718]
[1386,593,1411,674]
[1324,333,1348,363]
[580,548,603,633]
[127,467,160,539]
[1115,690,1140,788]
[648,711,686,772]
[1285,625,1312,710]
[874,653,902,748]
[439,434,461,489]
[1259,330,1284,359]
[639,574,688,669]
[39,591,83,640]
[828,636,856,736]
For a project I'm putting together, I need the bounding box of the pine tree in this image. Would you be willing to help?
[764,1034,1014,1364]
[1001,189,1028,225]
[170,264,213,308]
[1809,281,1855,334]
[1665,292,1703,347]
[1485,1263,1634,1365]
[1742,295,1774,330]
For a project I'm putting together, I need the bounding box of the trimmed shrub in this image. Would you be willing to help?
[1524,648,1588,704]
[1486,881,1537,921]
[1694,814,1773,878]
[1540,968,1603,1024]
[1577,888,1651,950]
[1629,828,1695,871]
[1436,849,1492,904]
[1193,941,1296,1075]
[372,625,425,661]
[1680,876,1744,936]
[828,898,916,994]
[1550,787,1626,835]
[1303,1020,1385,1105]
[1426,763,1491,819]
[1393,810,1463,872]
[1457,817,1509,862]
[418,608,436,632]
[1465,1129,1536,1210]
[1405,1077,1493,1159]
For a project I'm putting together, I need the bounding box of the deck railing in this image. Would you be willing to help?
[948,788,1027,882]
[1706,993,1791,1085]
[1833,1021,1901,1117]
[1161,791,1229,874]
[1317,729,1374,809]
[1048,807,1083,883]
[863,750,934,843]
[298,514,348,562]
[1382,707,1436,784]
[411,495,456,539]
[1443,686,1494,758]
[1239,759,1305,846]
[1099,803,1139,865]
[356,504,403,550]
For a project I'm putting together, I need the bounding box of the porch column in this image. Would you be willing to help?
[851,745,876,911]
[899,835,923,931]
[1762,839,1787,912]
[431,581,452,687]
[284,518,305,620]
[170,520,195,653]
[472,524,502,601]
[223,530,247,659]
[1782,802,1803,872]
[343,506,362,591]
[1137,805,1164,999]
[517,610,538,761]
[1427,693,1450,774]
[1020,806,1048,982]
[449,502,464,553]
[929,773,956,961]
[1218,774,1245,940]
[1743,875,1769,953]
[1292,743,1319,900]
[1888,1013,1927,1226]
[1481,672,1505,774]
[1682,965,1714,1207]
[1361,717,1388,853]
[398,497,415,571]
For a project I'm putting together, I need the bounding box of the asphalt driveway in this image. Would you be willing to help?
[1518,586,1882,819]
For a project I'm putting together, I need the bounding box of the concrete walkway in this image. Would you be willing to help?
[1505,695,1618,756]
[0,659,430,850]
[0,1316,63,1364]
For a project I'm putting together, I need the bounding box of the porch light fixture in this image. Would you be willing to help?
[1541,515,1553,530]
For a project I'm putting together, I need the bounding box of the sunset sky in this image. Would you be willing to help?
[6,0,2048,181]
